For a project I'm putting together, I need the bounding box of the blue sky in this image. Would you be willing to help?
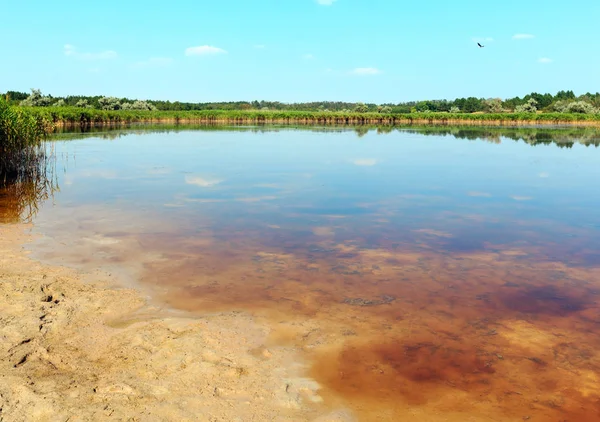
[1,0,599,103]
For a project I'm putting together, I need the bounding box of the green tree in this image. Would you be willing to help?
[555,90,576,101]
[415,102,430,112]
[4,91,29,103]
[354,102,368,113]
[526,92,553,109]
[453,97,484,113]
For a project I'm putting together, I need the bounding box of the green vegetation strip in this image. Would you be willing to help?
[20,107,600,126]
[0,99,47,178]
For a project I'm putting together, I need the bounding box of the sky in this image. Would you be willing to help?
[1,0,599,103]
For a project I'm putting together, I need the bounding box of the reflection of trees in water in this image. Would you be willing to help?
[8,125,596,222]
[401,127,600,147]
[51,123,355,140]
[354,127,370,138]
[0,146,57,223]
[52,123,600,147]
[376,126,395,135]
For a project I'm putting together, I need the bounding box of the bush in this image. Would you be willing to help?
[354,103,368,113]
[20,89,53,107]
[75,99,92,108]
[551,101,569,113]
[515,98,538,113]
[565,101,597,114]
[484,98,505,113]
[121,101,157,111]
[98,97,122,111]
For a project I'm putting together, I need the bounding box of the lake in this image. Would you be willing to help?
[10,125,600,421]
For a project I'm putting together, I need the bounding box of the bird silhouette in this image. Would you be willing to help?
[477,42,484,48]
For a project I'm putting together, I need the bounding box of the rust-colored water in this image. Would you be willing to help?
[137,226,600,421]
[16,127,600,420]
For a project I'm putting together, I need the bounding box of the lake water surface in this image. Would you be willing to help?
[12,126,600,421]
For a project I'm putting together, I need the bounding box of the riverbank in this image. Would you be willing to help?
[0,223,348,422]
[19,107,600,129]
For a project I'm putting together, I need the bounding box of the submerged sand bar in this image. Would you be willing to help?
[0,224,350,421]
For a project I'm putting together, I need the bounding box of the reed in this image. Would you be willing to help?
[0,98,56,222]
[0,98,49,180]
[19,106,600,128]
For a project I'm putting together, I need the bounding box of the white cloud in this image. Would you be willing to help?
[185,45,228,56]
[185,175,223,187]
[303,53,315,60]
[64,44,117,60]
[253,44,266,49]
[131,57,173,69]
[539,172,550,178]
[352,158,378,166]
[512,33,535,40]
[316,0,337,5]
[538,57,553,64]
[351,67,381,75]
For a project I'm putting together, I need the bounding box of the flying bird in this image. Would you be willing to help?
[477,42,484,48]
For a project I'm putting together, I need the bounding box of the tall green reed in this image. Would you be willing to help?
[0,98,56,222]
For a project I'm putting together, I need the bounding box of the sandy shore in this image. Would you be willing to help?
[0,223,352,422]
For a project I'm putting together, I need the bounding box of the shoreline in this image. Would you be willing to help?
[16,106,600,129]
[51,117,600,128]
[0,222,346,421]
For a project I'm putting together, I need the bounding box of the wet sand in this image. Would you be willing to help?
[0,223,349,421]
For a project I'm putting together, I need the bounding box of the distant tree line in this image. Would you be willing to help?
[4,89,600,114]
[10,90,157,111]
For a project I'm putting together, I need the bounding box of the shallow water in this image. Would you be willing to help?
[12,126,600,420]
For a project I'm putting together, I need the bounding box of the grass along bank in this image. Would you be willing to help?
[0,99,49,181]
[20,106,600,128]
[0,99,56,223]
